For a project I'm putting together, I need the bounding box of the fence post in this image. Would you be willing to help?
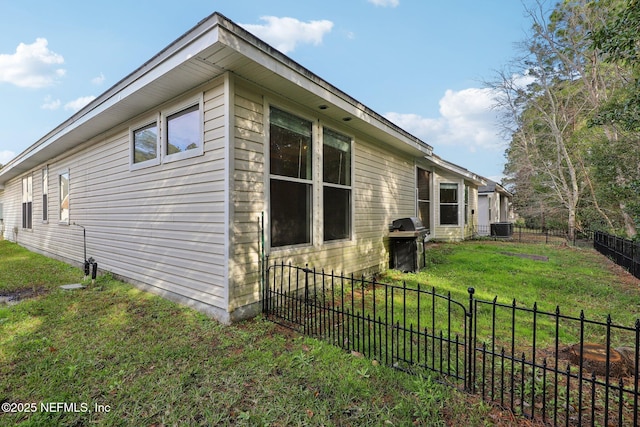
[304,264,310,335]
[467,287,475,392]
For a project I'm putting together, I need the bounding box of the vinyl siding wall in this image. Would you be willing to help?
[229,80,266,315]
[431,171,479,241]
[228,80,416,313]
[0,77,230,318]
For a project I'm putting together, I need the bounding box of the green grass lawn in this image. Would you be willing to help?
[380,241,640,348]
[0,240,495,427]
[393,241,640,320]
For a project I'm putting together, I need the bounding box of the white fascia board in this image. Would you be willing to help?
[496,184,513,198]
[0,24,221,185]
[428,155,486,186]
[43,26,221,154]
[217,25,432,158]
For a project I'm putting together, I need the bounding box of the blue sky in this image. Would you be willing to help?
[0,0,532,181]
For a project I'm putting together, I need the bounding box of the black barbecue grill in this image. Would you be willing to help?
[389,217,429,272]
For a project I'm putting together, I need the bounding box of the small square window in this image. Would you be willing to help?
[134,123,159,163]
[130,116,160,170]
[167,105,200,154]
[163,99,204,163]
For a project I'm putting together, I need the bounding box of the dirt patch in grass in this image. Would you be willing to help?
[502,252,549,262]
[602,256,640,290]
[0,287,50,305]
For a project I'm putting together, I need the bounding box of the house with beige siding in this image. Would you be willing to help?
[0,13,484,323]
[477,180,513,236]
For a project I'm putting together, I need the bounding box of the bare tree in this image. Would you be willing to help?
[493,0,636,237]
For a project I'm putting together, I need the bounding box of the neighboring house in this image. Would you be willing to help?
[0,13,484,323]
[477,180,513,236]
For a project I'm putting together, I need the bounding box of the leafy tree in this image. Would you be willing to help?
[590,0,640,235]
[591,0,640,130]
[494,0,638,237]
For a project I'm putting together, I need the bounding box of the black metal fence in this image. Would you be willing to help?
[594,231,640,280]
[474,225,594,247]
[263,262,640,427]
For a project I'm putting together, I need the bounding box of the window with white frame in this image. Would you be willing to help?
[323,128,352,241]
[22,175,32,229]
[417,168,431,230]
[59,171,69,224]
[269,107,313,247]
[129,95,203,169]
[163,97,203,162]
[439,183,458,225]
[131,119,160,168]
[42,167,48,222]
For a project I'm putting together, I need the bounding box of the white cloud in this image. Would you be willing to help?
[240,16,333,54]
[91,72,105,85]
[41,95,61,110]
[64,96,96,112]
[368,0,400,7]
[385,87,506,153]
[0,150,16,165]
[0,38,65,88]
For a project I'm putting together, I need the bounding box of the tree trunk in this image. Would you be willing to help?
[621,207,638,238]
[568,209,576,241]
[563,343,631,377]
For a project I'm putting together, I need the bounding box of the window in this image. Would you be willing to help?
[440,183,458,225]
[129,95,203,169]
[59,171,69,224]
[417,168,431,229]
[22,175,32,229]
[464,184,469,224]
[42,167,48,222]
[164,99,203,162]
[269,107,313,247]
[323,128,352,241]
[131,120,159,168]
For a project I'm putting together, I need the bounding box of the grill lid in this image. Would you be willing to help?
[391,217,425,232]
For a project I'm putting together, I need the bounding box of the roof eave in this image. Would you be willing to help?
[1,12,435,185]
[427,155,486,186]
[0,13,227,185]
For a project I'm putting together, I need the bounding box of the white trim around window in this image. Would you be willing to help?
[128,93,205,170]
[59,169,70,225]
[439,182,459,226]
[161,93,204,164]
[129,114,161,170]
[42,166,49,223]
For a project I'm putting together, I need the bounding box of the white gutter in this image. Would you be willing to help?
[428,155,486,186]
[0,17,222,185]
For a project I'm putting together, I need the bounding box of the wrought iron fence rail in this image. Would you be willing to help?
[475,298,640,334]
[594,231,640,279]
[264,262,470,382]
[263,261,640,427]
[473,342,638,426]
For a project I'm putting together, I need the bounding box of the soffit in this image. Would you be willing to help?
[0,13,433,184]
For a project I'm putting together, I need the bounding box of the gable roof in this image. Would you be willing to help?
[0,12,481,187]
